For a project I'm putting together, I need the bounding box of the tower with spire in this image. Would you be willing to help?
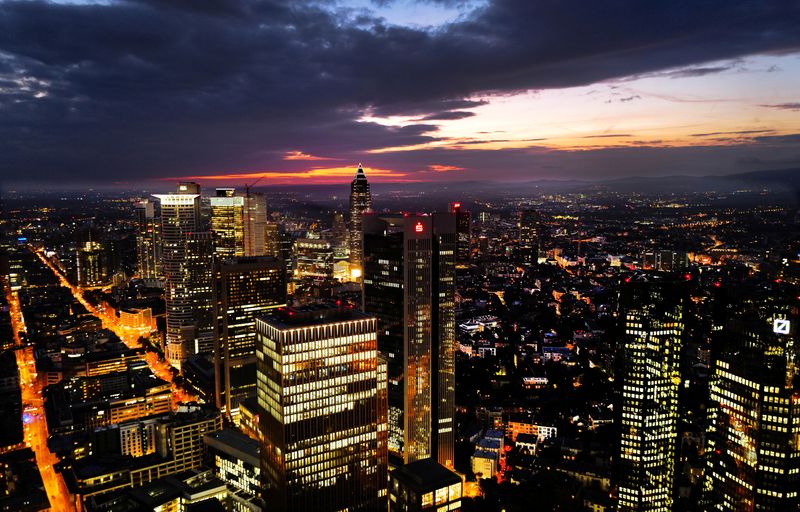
[349,163,372,279]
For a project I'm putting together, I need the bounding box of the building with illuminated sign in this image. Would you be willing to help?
[362,213,456,468]
[349,164,372,278]
[389,457,462,512]
[212,256,286,419]
[255,305,388,511]
[704,296,799,511]
[616,277,685,512]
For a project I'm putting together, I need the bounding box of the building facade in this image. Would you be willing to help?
[449,202,471,267]
[616,278,685,512]
[362,213,456,468]
[704,295,799,511]
[348,164,372,278]
[212,256,286,418]
[154,183,214,369]
[256,306,388,511]
[134,200,161,281]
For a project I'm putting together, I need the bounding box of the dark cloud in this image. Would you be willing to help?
[691,129,775,137]
[1,0,800,183]
[760,102,800,111]
[419,110,476,120]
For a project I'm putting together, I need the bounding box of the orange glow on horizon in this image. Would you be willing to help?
[170,165,414,185]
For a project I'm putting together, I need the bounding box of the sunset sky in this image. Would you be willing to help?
[1,0,799,187]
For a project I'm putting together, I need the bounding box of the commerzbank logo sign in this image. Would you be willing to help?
[773,319,791,335]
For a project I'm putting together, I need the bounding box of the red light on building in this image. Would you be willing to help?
[684,273,692,281]
[453,202,461,209]
[415,222,424,233]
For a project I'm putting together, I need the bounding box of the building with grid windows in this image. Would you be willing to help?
[212,256,286,420]
[616,277,685,512]
[255,305,388,511]
[704,293,799,511]
[362,213,456,469]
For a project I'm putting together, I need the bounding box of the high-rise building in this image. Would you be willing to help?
[210,188,245,259]
[243,192,267,257]
[449,202,471,267]
[256,305,388,511]
[154,183,214,370]
[517,209,539,264]
[362,213,456,468]
[75,240,107,286]
[134,200,161,282]
[617,277,685,512]
[212,256,285,419]
[349,164,372,279]
[704,294,799,511]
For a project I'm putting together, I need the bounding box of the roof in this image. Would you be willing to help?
[391,458,461,491]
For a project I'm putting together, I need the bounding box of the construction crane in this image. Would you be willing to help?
[244,174,266,197]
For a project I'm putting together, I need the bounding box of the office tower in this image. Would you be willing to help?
[264,222,279,258]
[154,183,213,370]
[183,232,215,355]
[362,213,456,468]
[256,306,388,511]
[617,277,685,512]
[349,164,372,278]
[517,209,539,264]
[243,192,267,257]
[449,201,471,266]
[210,188,245,259]
[212,256,285,418]
[75,240,107,286]
[134,200,161,281]
[704,296,799,511]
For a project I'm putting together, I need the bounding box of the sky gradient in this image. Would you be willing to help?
[1,0,799,187]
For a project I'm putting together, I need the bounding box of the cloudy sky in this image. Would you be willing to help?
[1,0,799,187]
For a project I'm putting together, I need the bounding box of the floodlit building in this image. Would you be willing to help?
[255,305,388,511]
[348,164,372,278]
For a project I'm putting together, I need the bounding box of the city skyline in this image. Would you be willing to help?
[1,1,800,187]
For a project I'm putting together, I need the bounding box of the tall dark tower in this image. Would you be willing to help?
[363,213,456,469]
[449,201,471,267]
[349,163,372,279]
[704,291,799,512]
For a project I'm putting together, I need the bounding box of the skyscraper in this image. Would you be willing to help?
[243,192,267,257]
[134,200,161,282]
[362,213,456,468]
[75,240,107,286]
[349,164,372,279]
[704,293,799,511]
[517,209,539,264]
[256,305,388,511]
[617,277,685,512]
[449,202,471,267]
[154,183,214,370]
[210,188,245,259]
[210,188,268,259]
[212,256,285,419]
